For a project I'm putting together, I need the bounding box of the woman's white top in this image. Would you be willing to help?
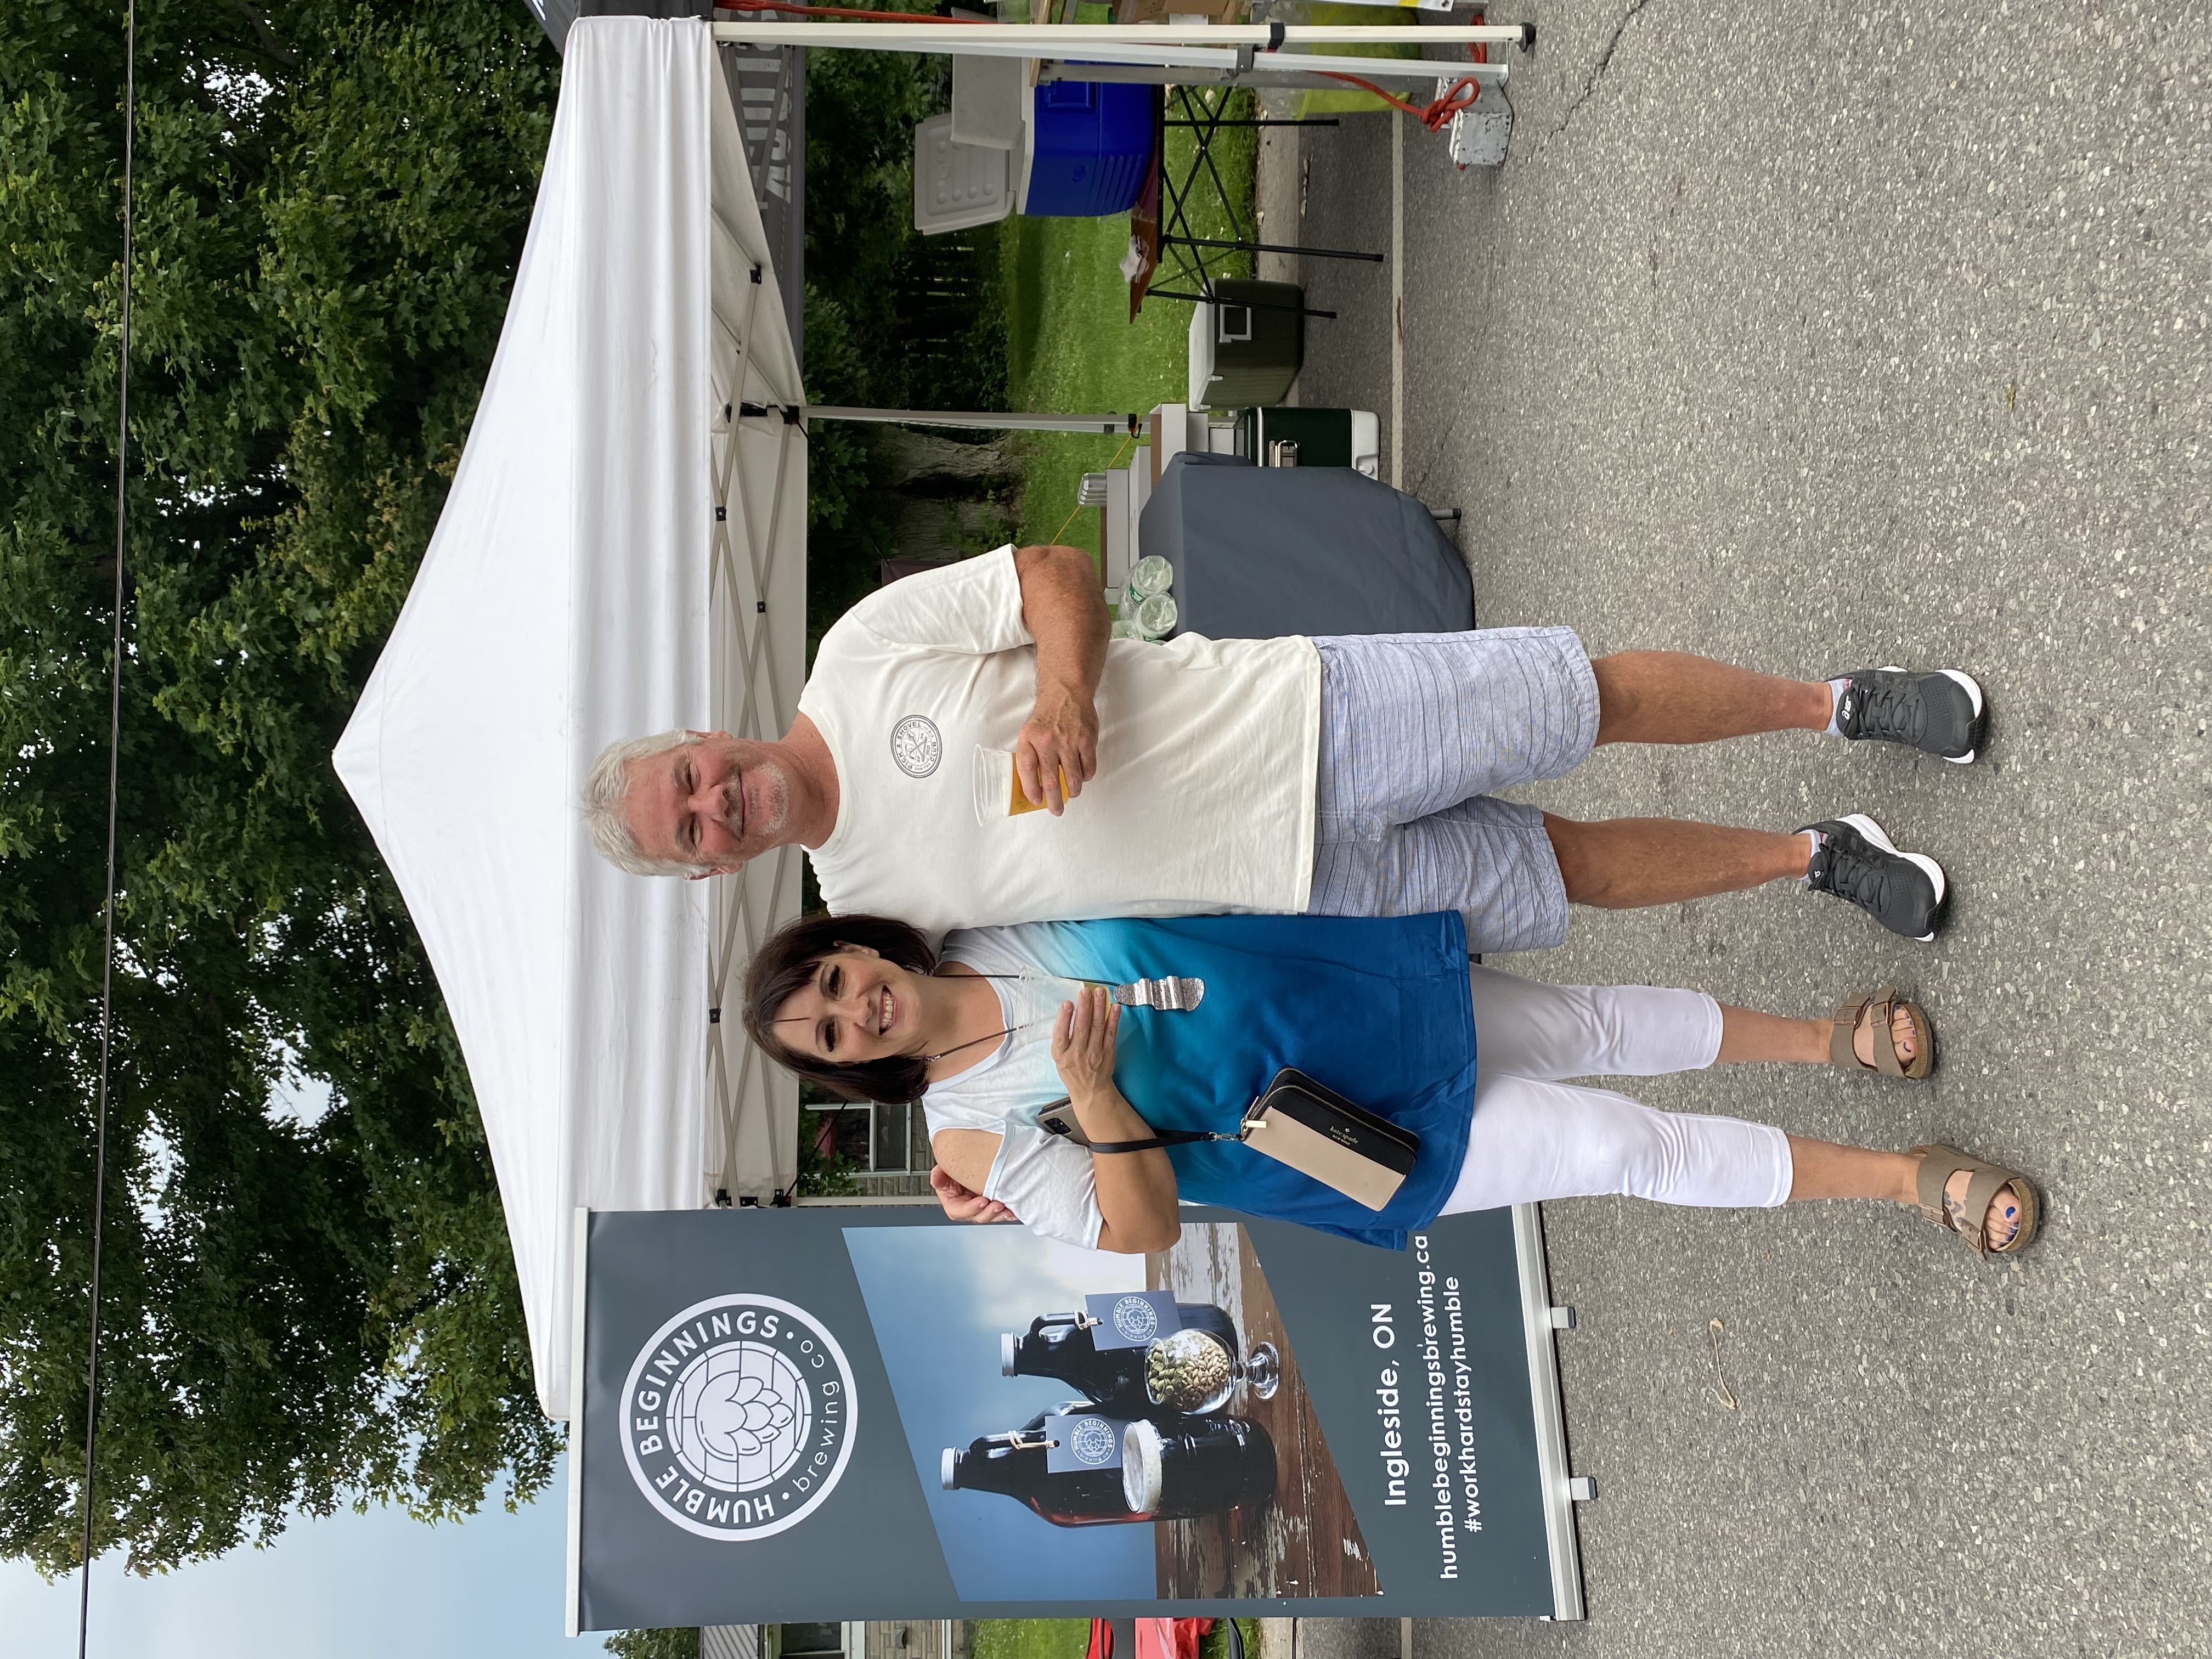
[922,926,1105,1249]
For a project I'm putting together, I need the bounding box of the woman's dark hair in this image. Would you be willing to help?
[742,912,939,1104]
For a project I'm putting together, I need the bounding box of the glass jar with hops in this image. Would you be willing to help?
[1141,1328,1280,1415]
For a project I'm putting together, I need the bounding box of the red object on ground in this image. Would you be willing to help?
[1093,1617,1218,1659]
[1136,1618,1214,1659]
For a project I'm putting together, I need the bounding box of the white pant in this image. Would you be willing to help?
[1438,966,1796,1215]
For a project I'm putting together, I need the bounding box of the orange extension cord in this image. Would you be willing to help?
[1319,18,1493,132]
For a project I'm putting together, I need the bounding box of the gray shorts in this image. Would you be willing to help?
[1304,627,1600,952]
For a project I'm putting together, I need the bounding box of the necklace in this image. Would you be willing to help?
[920,967,1206,1063]
[919,970,1038,1063]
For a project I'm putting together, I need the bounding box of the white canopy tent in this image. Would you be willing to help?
[333,9,1532,1427]
[333,16,805,1422]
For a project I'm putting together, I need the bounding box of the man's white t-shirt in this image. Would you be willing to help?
[798,546,1321,935]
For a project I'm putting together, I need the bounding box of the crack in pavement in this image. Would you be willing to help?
[1519,0,1665,165]
[1560,0,1663,135]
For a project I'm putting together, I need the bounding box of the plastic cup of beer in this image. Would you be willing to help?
[974,746,1068,818]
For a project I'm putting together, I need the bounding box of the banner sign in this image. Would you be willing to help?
[567,1206,1580,1631]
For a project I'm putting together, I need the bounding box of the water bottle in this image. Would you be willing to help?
[1135,592,1177,640]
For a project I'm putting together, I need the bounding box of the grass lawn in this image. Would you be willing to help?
[969,1619,1261,1659]
[972,1621,1089,1659]
[1003,92,1258,555]
[1200,1618,1262,1659]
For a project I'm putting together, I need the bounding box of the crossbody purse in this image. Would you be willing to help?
[1038,1067,1421,1214]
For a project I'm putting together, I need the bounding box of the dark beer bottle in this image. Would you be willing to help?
[1121,1415,1278,1518]
[940,1409,1152,1528]
[998,1304,1240,1407]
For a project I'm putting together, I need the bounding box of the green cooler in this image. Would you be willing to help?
[1233,405,1381,473]
[1187,279,1305,409]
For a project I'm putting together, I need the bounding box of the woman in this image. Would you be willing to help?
[744,910,2036,1262]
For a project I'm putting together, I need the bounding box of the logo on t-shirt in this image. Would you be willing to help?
[889,714,942,777]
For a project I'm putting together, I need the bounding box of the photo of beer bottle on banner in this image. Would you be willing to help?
[946,1293,1279,1529]
[842,1221,1394,1601]
[1002,1295,1279,1414]
[942,1404,1278,1526]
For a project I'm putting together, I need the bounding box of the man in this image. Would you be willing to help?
[584,543,1985,948]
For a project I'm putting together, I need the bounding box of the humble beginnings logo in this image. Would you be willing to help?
[619,1294,857,1542]
[1068,1416,1120,1467]
[1108,1293,1160,1344]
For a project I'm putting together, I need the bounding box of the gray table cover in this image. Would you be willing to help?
[1138,452,1474,639]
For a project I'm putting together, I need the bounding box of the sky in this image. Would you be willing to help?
[8,1062,570,1659]
[842,1224,1153,1602]
[2,1454,608,1659]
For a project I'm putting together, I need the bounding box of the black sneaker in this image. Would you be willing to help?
[1801,814,1949,941]
[1832,667,1987,763]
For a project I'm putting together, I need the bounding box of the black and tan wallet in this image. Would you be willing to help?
[1038,1067,1420,1214]
[1235,1068,1419,1211]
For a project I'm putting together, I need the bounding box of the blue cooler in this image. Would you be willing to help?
[1020,81,1157,218]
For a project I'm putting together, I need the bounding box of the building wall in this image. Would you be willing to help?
[862,1620,972,1659]
[703,1627,761,1659]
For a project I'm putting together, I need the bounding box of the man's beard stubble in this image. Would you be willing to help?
[730,756,789,847]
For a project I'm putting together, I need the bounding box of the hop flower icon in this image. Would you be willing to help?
[697,1369,798,1460]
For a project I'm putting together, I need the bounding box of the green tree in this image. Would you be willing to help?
[799,38,940,560]
[802,43,1013,646]
[605,1629,703,1659]
[0,0,558,1575]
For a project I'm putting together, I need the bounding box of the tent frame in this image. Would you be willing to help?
[710,19,1531,89]
[703,171,811,1204]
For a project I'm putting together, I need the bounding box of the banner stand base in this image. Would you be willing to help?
[1511,1202,1587,1621]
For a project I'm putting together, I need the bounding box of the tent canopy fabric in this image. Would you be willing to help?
[333,16,806,1421]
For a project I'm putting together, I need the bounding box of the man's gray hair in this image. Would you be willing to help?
[582,730,709,877]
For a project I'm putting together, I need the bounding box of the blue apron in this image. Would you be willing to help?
[1017,912,1476,1249]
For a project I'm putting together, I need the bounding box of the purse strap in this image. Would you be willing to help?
[1038,1099,1233,1154]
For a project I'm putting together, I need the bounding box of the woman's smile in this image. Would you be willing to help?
[776,951,935,1060]
[845,970,911,1051]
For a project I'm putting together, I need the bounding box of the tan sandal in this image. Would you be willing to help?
[1910,1144,2039,1259]
[1830,988,1933,1079]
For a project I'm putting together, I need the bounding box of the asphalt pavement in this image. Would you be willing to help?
[1256,3,2209,1652]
